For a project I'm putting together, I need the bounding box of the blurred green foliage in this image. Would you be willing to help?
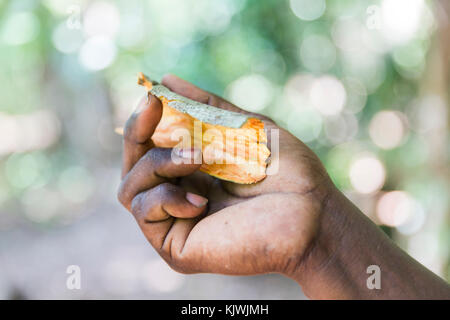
[0,0,448,280]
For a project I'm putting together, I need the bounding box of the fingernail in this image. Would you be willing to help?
[134,95,151,114]
[174,148,202,160]
[186,192,208,208]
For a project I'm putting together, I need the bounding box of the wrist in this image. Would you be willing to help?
[288,186,361,298]
[285,184,450,299]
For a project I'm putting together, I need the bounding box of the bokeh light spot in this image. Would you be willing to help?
[290,0,326,21]
[226,74,273,112]
[369,110,407,149]
[376,191,425,233]
[349,154,386,194]
[1,11,40,46]
[310,76,346,116]
[52,22,84,54]
[79,36,117,71]
[381,0,427,45]
[83,1,120,38]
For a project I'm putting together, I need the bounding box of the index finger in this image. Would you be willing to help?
[161,74,275,125]
[161,74,245,114]
[122,94,163,178]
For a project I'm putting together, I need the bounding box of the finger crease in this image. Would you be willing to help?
[180,206,208,256]
[160,218,176,258]
[143,216,172,224]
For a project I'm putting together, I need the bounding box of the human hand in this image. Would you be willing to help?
[117,74,334,277]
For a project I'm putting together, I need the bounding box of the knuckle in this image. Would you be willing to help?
[123,116,136,141]
[155,182,179,200]
[124,114,150,144]
[161,73,173,84]
[130,193,144,216]
[173,259,196,274]
[143,148,157,162]
[143,148,160,164]
[144,148,171,168]
[162,256,194,275]
[171,265,193,275]
[117,183,128,208]
[156,181,171,192]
